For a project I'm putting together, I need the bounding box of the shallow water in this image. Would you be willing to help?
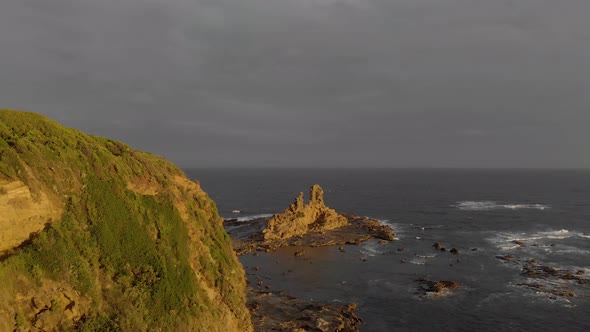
[187,169,590,331]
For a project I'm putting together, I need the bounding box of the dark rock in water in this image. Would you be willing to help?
[433,242,444,250]
[397,248,406,252]
[450,248,459,255]
[498,253,589,300]
[378,240,389,245]
[512,240,526,247]
[339,246,346,252]
[294,250,305,257]
[518,283,576,298]
[247,288,362,332]
[440,248,446,252]
[417,279,461,297]
[542,266,559,275]
[523,269,537,276]
[496,255,514,262]
[576,270,585,275]
[517,283,545,289]
[471,248,478,251]
[561,274,578,281]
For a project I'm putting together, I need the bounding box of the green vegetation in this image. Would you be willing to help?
[0,110,249,331]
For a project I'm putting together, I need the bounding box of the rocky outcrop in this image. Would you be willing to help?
[0,180,62,253]
[263,184,348,241]
[495,253,589,300]
[248,289,362,332]
[225,186,395,255]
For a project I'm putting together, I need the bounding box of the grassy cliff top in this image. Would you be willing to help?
[0,110,182,193]
[0,110,251,331]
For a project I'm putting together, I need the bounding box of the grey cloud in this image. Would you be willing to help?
[1,0,589,168]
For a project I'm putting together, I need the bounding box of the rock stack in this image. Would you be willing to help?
[263,184,348,241]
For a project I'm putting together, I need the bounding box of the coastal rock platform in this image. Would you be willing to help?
[247,288,362,332]
[225,185,395,256]
[228,214,395,255]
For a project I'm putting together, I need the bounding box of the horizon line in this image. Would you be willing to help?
[179,166,590,171]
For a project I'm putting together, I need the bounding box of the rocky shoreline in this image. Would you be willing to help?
[226,213,395,256]
[247,288,362,332]
[224,185,395,331]
[226,184,395,256]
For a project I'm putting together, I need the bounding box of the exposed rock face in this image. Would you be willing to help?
[0,180,62,253]
[263,184,348,241]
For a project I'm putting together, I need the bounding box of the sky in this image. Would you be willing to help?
[1,0,589,168]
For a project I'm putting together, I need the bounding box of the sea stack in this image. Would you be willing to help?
[263,184,348,241]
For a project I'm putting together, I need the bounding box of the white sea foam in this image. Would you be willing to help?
[377,219,396,228]
[376,219,402,235]
[456,201,550,211]
[489,229,590,258]
[491,229,574,246]
[415,254,436,259]
[408,258,426,265]
[360,243,378,257]
[235,214,274,222]
[361,241,386,257]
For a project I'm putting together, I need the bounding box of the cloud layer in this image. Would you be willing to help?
[1,0,589,167]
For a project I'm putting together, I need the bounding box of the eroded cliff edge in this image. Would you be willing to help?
[0,110,252,331]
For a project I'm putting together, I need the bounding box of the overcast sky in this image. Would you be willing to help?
[1,0,589,168]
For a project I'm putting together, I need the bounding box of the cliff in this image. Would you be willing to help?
[263,184,348,241]
[0,110,252,331]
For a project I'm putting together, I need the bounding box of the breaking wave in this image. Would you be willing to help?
[489,229,589,251]
[235,214,274,222]
[456,201,550,211]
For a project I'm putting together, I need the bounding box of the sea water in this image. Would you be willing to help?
[186,169,590,331]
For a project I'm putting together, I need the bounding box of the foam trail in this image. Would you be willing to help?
[361,243,379,257]
[489,229,590,254]
[376,219,401,232]
[456,201,550,211]
[235,214,274,222]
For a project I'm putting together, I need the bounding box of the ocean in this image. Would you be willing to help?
[185,168,590,331]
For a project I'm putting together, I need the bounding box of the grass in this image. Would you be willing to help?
[0,110,249,331]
